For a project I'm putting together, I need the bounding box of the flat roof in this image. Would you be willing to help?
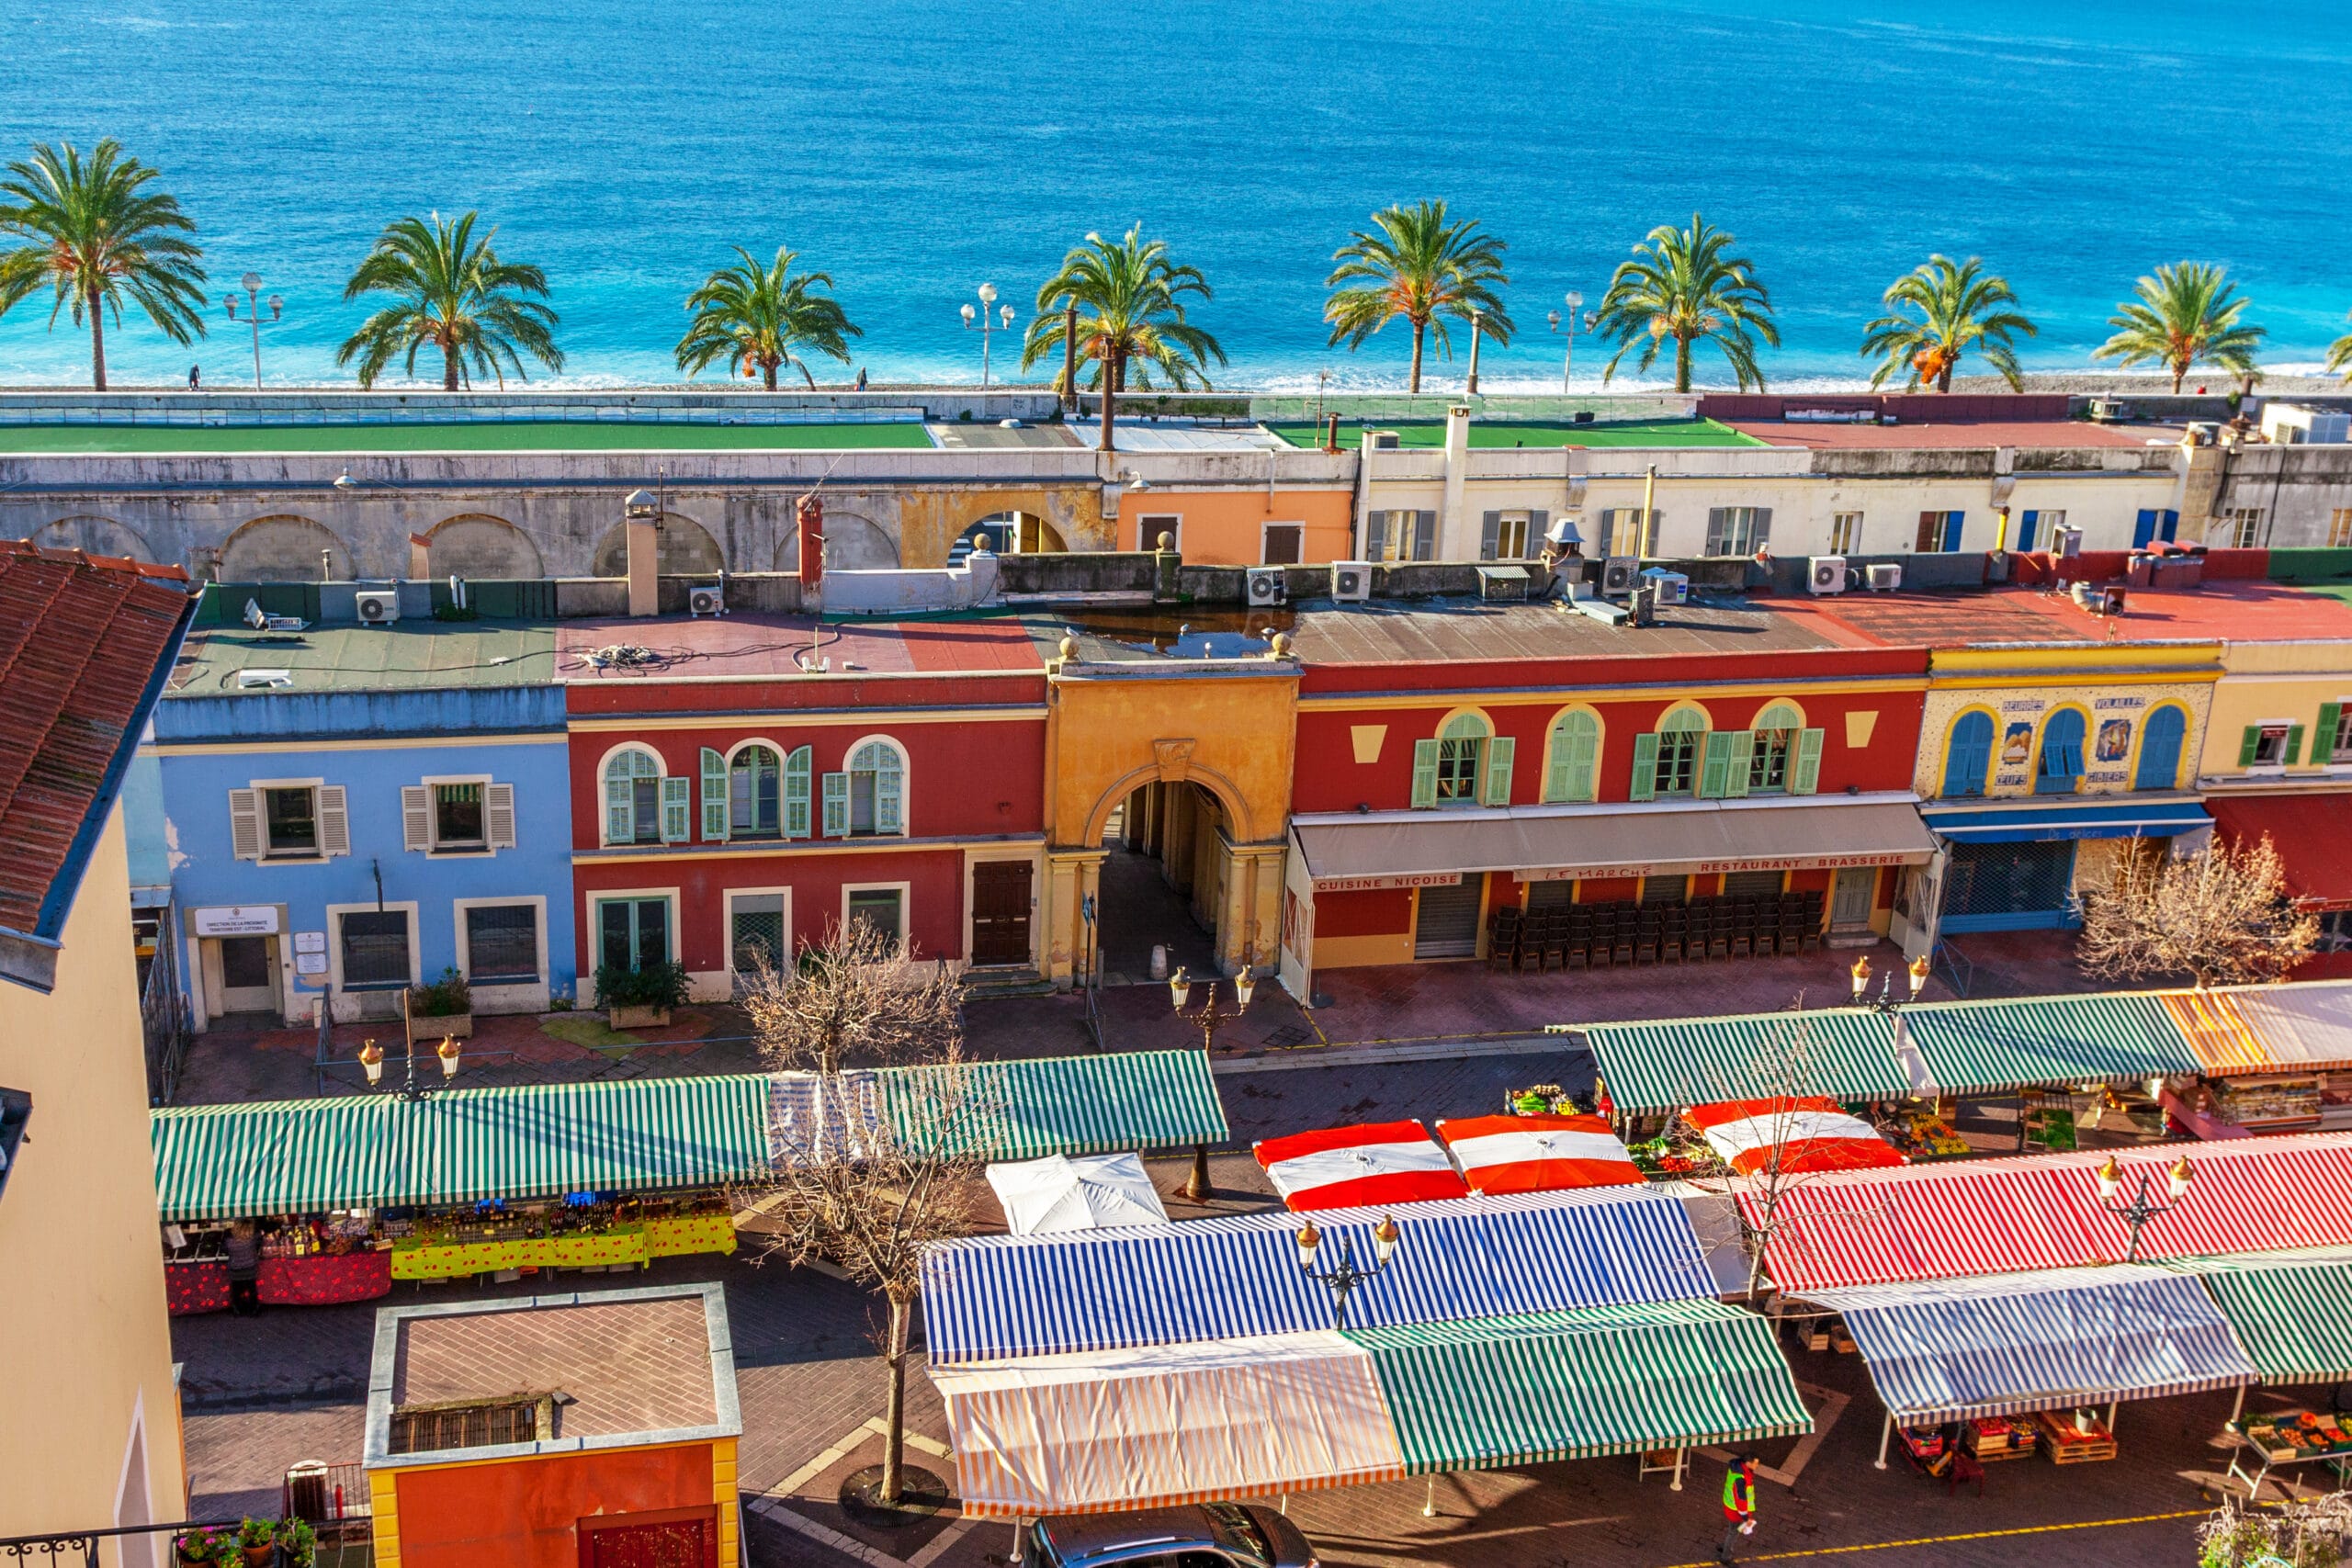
[1796,581,2352,648]
[0,421,935,455]
[167,620,560,695]
[1269,418,1765,450]
[554,611,1047,681]
[1285,594,1843,666]
[1724,419,2175,451]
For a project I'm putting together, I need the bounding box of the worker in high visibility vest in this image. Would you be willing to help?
[1716,1456,1758,1561]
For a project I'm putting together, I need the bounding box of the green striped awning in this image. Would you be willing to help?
[1583,1010,1914,1115]
[1343,1300,1813,1472]
[2163,1248,2352,1386]
[884,1050,1230,1160]
[1898,993,2201,1096]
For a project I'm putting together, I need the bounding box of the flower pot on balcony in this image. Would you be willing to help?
[413,1011,473,1039]
[241,1546,275,1568]
[609,1004,671,1030]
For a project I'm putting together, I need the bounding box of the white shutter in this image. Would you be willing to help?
[484,783,516,849]
[317,786,350,857]
[229,788,263,860]
[401,786,431,852]
[660,777,692,842]
[876,747,904,835]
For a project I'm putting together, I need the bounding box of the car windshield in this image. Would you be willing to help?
[1203,1505,1272,1565]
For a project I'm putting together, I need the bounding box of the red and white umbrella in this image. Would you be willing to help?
[1684,1098,1905,1177]
[1253,1120,1469,1212]
[1435,1113,1644,1195]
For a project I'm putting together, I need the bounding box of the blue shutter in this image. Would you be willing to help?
[821,773,850,837]
[1482,736,1515,806]
[2134,706,2186,791]
[2162,510,2180,542]
[784,746,813,838]
[700,748,729,840]
[2133,510,2159,548]
[2016,511,2039,553]
[1941,512,1965,552]
[1944,712,1993,797]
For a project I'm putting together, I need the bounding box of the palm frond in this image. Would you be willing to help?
[337,209,563,388]
[1591,213,1777,391]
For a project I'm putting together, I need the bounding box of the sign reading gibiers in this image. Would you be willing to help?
[192,905,279,937]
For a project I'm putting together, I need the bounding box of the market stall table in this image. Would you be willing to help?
[256,1248,392,1305]
[164,1259,230,1316]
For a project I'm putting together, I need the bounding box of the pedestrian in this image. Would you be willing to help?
[224,1218,261,1316]
[1716,1456,1757,1561]
[854,367,868,391]
[188,364,200,390]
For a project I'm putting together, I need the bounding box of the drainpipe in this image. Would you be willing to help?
[1637,464,1657,558]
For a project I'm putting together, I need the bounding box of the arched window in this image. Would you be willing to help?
[847,739,907,836]
[602,748,663,845]
[1435,712,1490,805]
[2135,705,2188,791]
[1748,701,1805,795]
[1943,712,1995,797]
[730,744,783,838]
[2036,709,2086,795]
[1544,710,1601,803]
[1651,707,1708,798]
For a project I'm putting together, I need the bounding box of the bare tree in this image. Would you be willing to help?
[2078,834,2318,989]
[2198,1487,2352,1567]
[739,919,990,1509]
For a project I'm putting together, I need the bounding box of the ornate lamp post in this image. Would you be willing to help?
[1547,293,1594,394]
[2096,1154,2194,1262]
[960,283,1016,388]
[356,992,462,1102]
[1849,953,1931,1012]
[1166,961,1258,1201]
[223,272,285,389]
[1295,1213,1402,1330]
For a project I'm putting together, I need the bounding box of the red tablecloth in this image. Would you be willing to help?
[256,1249,393,1305]
[166,1260,230,1315]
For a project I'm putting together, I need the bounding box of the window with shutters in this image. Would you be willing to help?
[463,903,540,983]
[1601,509,1657,558]
[1747,702,1804,795]
[1652,708,1707,797]
[2246,723,2293,769]
[1917,510,1964,552]
[2222,507,2265,548]
[2133,705,2188,791]
[1261,523,1304,565]
[2331,702,2352,761]
[2035,708,2087,794]
[1704,507,1770,558]
[844,886,907,949]
[846,739,907,836]
[729,745,783,838]
[338,908,412,990]
[1136,513,1182,552]
[264,786,319,857]
[1829,512,1863,554]
[433,782,485,850]
[236,780,346,862]
[1943,711,1995,797]
[1482,511,1533,559]
[1544,709,1601,803]
[1434,713,1488,805]
[602,748,664,845]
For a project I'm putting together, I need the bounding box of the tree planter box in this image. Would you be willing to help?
[412,1012,473,1039]
[609,1005,671,1030]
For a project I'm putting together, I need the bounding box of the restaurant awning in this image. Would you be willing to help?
[2209,794,2352,908]
[1897,993,2202,1096]
[920,1188,1719,1364]
[1584,1010,1917,1116]
[1919,798,2211,843]
[2162,982,2352,1075]
[1291,796,1935,889]
[1796,1265,2255,1425]
[2160,1247,2352,1387]
[934,1331,1408,1517]
[1348,1301,1813,1473]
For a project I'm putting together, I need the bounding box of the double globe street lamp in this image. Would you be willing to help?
[223,272,286,389]
[1850,953,1932,1011]
[1295,1213,1402,1330]
[1548,293,1596,394]
[961,283,1016,387]
[1165,962,1259,1201]
[2096,1152,2194,1262]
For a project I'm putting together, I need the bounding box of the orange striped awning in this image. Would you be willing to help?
[2162,990,2275,1075]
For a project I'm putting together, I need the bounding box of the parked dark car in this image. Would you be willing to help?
[1023,1503,1319,1568]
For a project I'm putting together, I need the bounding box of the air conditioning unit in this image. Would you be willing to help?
[2053,525,2085,558]
[1329,560,1373,603]
[1866,562,1904,592]
[688,584,727,617]
[1245,568,1287,608]
[1476,565,1530,603]
[354,590,400,625]
[1807,556,1849,595]
[1600,556,1640,597]
[1364,430,1402,451]
[2087,397,2132,423]
[1638,567,1689,606]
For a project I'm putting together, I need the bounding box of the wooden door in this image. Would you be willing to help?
[970,861,1034,966]
[578,1508,716,1568]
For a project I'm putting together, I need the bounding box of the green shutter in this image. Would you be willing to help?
[1629,734,1660,801]
[821,772,850,837]
[876,745,905,833]
[1484,736,1516,806]
[1697,730,1733,798]
[1724,730,1755,798]
[605,770,634,845]
[785,745,813,838]
[701,748,729,840]
[2287,724,2307,765]
[2320,704,2344,764]
[2239,725,2262,767]
[660,776,692,842]
[1792,728,1826,795]
[1566,719,1598,802]
[1411,739,1441,808]
[1547,716,1598,804]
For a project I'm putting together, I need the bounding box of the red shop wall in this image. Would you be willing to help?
[576,848,973,972]
[388,1441,714,1568]
[1311,887,1413,938]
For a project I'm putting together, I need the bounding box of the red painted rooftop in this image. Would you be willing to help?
[1786,579,2352,648]
[1724,419,2176,450]
[554,613,1046,682]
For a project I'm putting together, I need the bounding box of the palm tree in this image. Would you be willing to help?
[1592,214,1778,392]
[2324,310,2352,385]
[2093,262,2264,394]
[0,139,207,390]
[336,211,562,389]
[675,245,860,389]
[1322,200,1511,394]
[1860,255,2036,391]
[1021,225,1225,453]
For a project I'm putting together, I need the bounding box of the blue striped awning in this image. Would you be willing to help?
[1899,993,2202,1096]
[1798,1265,2256,1425]
[920,1187,1718,1365]
[1920,800,2211,843]
[1584,1010,1917,1116]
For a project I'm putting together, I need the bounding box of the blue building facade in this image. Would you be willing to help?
[141,618,575,1030]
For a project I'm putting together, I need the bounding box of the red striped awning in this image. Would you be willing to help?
[1253,1121,1470,1212]
[1433,1115,1643,1195]
[1685,1099,1906,1178]
[1749,1133,2352,1292]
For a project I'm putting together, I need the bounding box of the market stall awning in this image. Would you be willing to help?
[1291,797,1935,889]
[2160,1248,2352,1387]
[1919,799,2211,842]
[1750,1134,2352,1293]
[2209,794,2352,908]
[921,1188,1719,1364]
[880,1049,1230,1159]
[934,1331,1407,1517]
[1685,1099,1906,1176]
[1584,1010,1917,1116]
[1346,1301,1812,1472]
[987,1154,1169,1236]
[2162,982,2352,1075]
[1797,1265,2255,1425]
[1434,1114,1643,1195]
[1254,1121,1470,1211]
[1897,993,2202,1096]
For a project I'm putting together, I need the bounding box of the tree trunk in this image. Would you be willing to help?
[763,362,779,391]
[880,1292,911,1505]
[1937,365,1954,393]
[1675,334,1692,394]
[1098,351,1118,453]
[2171,361,2187,395]
[443,340,461,391]
[87,286,107,392]
[1408,319,1425,395]
[1062,304,1079,411]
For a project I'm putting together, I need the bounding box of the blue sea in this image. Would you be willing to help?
[3,0,2348,391]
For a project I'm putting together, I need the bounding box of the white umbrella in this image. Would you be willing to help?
[986,1153,1170,1235]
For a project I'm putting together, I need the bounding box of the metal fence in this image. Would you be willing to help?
[140,897,193,1104]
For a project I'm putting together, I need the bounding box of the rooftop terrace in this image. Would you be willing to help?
[1268,417,1764,450]
[0,420,935,454]
[167,620,560,695]
[1795,580,2352,649]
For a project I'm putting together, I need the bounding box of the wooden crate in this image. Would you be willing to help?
[1962,1425,2034,1463]
[2034,1412,2117,1464]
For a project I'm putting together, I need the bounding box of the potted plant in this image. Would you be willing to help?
[273,1517,316,1568]
[175,1528,224,1566]
[595,960,688,1029]
[408,967,474,1039]
[234,1518,276,1568]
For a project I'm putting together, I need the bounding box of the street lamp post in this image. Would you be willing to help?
[356,992,462,1102]
[1295,1213,1402,1330]
[1547,293,1592,394]
[960,284,1016,388]
[1168,960,1258,1200]
[2096,1154,2194,1262]
[1849,953,1932,1012]
[223,272,285,389]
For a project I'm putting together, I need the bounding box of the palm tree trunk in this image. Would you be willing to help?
[1098,350,1119,453]
[443,340,461,392]
[2172,364,2187,395]
[763,362,779,391]
[1937,366,1954,393]
[1675,334,1692,394]
[1409,320,1426,395]
[87,287,107,392]
[880,1292,910,1506]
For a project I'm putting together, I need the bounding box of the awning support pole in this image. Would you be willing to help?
[2231,1383,2248,1423]
[2106,1400,2119,1434]
[1422,1476,1437,1517]
[1875,1411,1893,1470]
[1672,1448,1685,1491]
[1279,1495,1287,1515]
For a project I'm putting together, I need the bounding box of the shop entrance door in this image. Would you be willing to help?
[578,1507,717,1568]
[1829,867,1877,931]
[970,861,1034,966]
[216,935,277,1014]
[1413,877,1483,959]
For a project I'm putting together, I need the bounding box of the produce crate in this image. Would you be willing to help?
[2034,1411,2117,1464]
[1962,1419,2032,1461]
[1830,1323,1859,1354]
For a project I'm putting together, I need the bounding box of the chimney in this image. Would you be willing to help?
[1440,405,1473,557]
[623,490,660,617]
[797,494,824,591]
